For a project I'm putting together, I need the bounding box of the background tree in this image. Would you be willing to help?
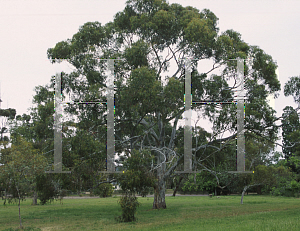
[240,165,275,204]
[284,76,300,104]
[281,107,300,160]
[9,81,109,201]
[0,108,16,145]
[47,0,280,209]
[9,84,55,204]
[270,166,300,197]
[0,108,16,200]
[0,137,47,229]
[282,76,300,175]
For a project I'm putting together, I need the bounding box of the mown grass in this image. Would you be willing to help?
[1,195,300,230]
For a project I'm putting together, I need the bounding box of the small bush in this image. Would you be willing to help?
[178,172,217,194]
[271,180,300,197]
[116,194,140,222]
[290,180,300,191]
[36,175,56,205]
[271,187,283,196]
[94,183,114,198]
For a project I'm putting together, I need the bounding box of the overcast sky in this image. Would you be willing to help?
[0,0,299,137]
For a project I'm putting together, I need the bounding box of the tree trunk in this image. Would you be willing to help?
[241,184,262,204]
[153,117,167,209]
[18,197,23,229]
[3,189,7,206]
[241,186,248,204]
[153,178,166,209]
[32,189,38,205]
[153,154,166,209]
[172,176,183,197]
[256,185,262,195]
[16,186,23,229]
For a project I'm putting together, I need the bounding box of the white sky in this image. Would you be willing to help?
[0,0,299,137]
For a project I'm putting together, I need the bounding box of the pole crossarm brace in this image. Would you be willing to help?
[174,58,252,174]
[46,58,125,174]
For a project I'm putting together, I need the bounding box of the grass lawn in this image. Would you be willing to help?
[1,195,300,230]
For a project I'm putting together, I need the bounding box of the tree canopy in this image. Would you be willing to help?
[46,0,281,209]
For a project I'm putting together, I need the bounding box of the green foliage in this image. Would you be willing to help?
[10,81,108,195]
[284,75,300,104]
[45,0,282,210]
[47,22,108,62]
[270,180,300,197]
[36,174,56,205]
[242,165,300,197]
[0,108,16,119]
[0,137,48,229]
[117,149,156,195]
[116,149,155,221]
[0,108,16,142]
[116,194,140,222]
[124,40,149,69]
[281,106,300,174]
[178,165,299,197]
[269,166,299,197]
[93,183,114,198]
[0,180,25,206]
[9,85,54,155]
[253,165,276,185]
[251,46,280,93]
[120,66,162,119]
[47,41,71,61]
[215,30,248,61]
[184,17,217,57]
[179,172,217,194]
[0,138,48,203]
[282,107,300,152]
[245,133,276,168]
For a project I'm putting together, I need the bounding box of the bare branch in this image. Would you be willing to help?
[164,154,184,180]
[168,113,181,150]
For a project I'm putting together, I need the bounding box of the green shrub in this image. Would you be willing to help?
[271,180,300,197]
[116,194,140,222]
[290,180,300,192]
[179,173,217,194]
[94,183,113,198]
[36,175,56,205]
[202,180,217,193]
[271,186,284,196]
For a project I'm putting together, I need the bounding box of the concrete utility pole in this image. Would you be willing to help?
[178,58,252,174]
[46,59,124,174]
[47,57,253,174]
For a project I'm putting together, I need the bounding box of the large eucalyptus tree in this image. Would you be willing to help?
[47,0,280,209]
